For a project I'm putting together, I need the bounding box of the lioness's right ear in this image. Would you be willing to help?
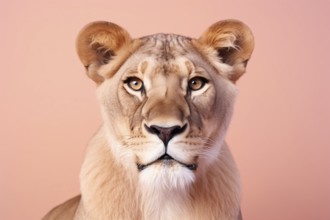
[76,21,132,83]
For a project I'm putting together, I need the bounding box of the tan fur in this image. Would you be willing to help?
[43,20,254,220]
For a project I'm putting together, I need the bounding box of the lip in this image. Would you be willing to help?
[137,154,197,171]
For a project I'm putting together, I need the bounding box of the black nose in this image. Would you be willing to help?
[145,124,187,146]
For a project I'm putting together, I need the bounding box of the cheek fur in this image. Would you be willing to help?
[194,87,217,119]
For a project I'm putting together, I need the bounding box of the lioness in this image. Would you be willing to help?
[43,20,254,220]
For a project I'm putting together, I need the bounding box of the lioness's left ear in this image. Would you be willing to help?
[197,20,254,82]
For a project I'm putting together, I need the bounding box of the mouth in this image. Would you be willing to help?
[137,154,197,171]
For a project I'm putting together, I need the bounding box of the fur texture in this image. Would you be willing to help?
[43,20,254,220]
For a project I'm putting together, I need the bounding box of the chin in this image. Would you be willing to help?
[138,161,196,191]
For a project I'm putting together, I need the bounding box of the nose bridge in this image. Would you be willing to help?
[143,86,189,127]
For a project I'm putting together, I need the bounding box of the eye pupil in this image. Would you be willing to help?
[131,81,139,87]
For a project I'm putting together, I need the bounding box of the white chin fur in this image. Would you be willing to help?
[138,164,194,220]
[139,163,195,191]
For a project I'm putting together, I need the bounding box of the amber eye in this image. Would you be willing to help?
[188,77,208,91]
[125,77,144,91]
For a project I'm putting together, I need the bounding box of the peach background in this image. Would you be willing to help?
[1,0,330,219]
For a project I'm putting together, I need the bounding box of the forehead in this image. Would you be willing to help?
[138,33,193,59]
[124,34,204,76]
[115,33,217,80]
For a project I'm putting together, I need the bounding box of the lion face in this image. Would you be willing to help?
[76,20,254,190]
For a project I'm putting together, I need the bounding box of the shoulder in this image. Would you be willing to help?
[42,195,81,220]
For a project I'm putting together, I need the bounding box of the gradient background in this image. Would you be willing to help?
[1,0,330,219]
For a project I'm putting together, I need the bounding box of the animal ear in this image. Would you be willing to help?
[76,21,132,83]
[198,20,254,82]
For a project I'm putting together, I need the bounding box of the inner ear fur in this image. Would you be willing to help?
[198,19,254,82]
[76,21,132,83]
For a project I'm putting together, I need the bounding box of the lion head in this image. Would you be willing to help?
[76,20,253,192]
